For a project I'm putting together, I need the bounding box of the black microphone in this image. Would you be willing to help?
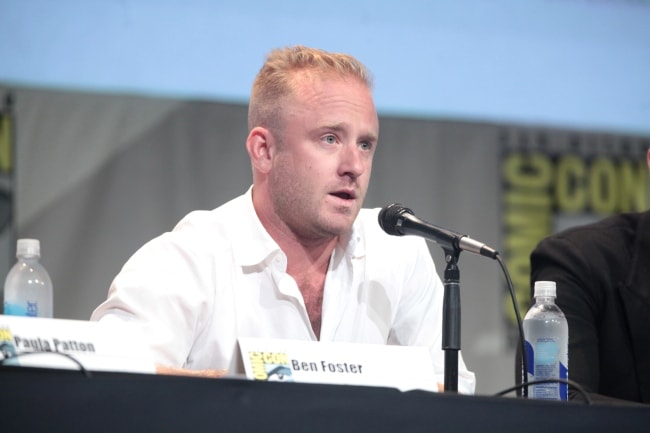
[378,203,499,259]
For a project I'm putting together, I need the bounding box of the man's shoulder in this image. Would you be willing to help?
[152,192,252,254]
[556,211,643,237]
[537,211,647,253]
[174,192,249,231]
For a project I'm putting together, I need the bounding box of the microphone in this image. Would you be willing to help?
[378,203,499,259]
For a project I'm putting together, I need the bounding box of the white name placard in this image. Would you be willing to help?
[0,315,155,374]
[238,337,438,392]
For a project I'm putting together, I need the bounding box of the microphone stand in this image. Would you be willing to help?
[442,247,461,393]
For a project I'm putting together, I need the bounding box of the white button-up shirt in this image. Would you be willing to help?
[91,187,476,393]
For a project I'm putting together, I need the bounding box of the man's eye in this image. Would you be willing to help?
[360,141,372,151]
[323,135,337,144]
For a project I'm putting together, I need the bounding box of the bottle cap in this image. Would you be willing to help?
[534,280,556,298]
[17,238,41,258]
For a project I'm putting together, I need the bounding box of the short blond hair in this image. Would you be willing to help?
[248,45,373,131]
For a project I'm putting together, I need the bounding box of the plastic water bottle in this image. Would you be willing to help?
[523,280,568,400]
[3,238,53,317]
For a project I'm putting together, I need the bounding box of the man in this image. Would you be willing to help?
[529,148,650,404]
[91,45,475,393]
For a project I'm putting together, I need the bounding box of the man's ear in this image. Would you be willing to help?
[246,127,274,173]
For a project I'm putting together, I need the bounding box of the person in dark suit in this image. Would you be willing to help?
[529,148,650,404]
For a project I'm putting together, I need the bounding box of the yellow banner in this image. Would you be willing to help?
[0,105,13,174]
[500,130,649,339]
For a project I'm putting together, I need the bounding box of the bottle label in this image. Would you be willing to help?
[3,301,39,317]
[525,338,568,401]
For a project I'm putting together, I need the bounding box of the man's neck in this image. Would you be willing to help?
[280,235,337,278]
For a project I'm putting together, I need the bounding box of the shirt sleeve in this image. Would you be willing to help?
[90,234,215,368]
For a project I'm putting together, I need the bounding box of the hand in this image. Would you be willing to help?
[155,364,228,378]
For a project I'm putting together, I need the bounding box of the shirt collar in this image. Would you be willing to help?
[338,214,365,260]
[231,186,283,267]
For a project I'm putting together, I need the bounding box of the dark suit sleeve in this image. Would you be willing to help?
[530,235,602,399]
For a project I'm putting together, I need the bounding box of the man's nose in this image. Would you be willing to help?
[339,143,365,179]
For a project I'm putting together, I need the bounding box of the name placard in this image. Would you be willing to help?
[0,314,155,374]
[239,337,438,392]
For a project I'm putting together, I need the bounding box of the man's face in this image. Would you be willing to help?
[267,73,379,241]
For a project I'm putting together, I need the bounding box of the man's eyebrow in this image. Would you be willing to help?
[317,123,378,142]
[317,123,347,133]
[359,132,378,143]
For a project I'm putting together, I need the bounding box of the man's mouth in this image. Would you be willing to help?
[331,191,356,200]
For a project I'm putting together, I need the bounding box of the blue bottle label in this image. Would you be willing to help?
[3,301,38,317]
[525,338,568,400]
